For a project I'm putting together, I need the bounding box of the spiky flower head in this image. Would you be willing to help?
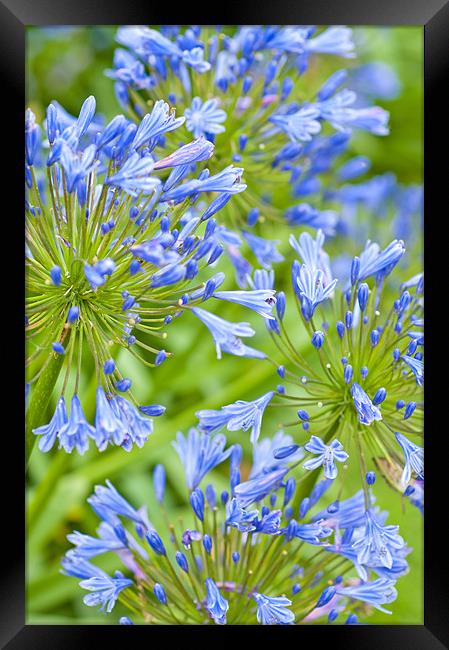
[62,428,409,624]
[26,96,277,455]
[106,25,391,283]
[198,230,423,505]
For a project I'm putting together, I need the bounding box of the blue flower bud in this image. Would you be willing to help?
[116,378,132,392]
[328,609,339,623]
[408,339,418,355]
[299,497,310,519]
[297,409,310,422]
[284,478,296,506]
[243,76,253,94]
[371,329,380,347]
[372,387,386,405]
[346,614,358,625]
[317,586,336,608]
[50,265,62,286]
[155,350,167,366]
[103,359,115,375]
[277,365,285,379]
[292,584,301,595]
[175,551,189,573]
[336,321,345,338]
[203,534,212,555]
[366,471,376,485]
[154,583,167,605]
[247,208,259,226]
[393,348,401,361]
[351,256,360,286]
[345,311,353,329]
[404,485,415,496]
[396,400,405,410]
[404,401,416,419]
[344,364,353,384]
[52,342,65,355]
[146,530,166,556]
[414,352,423,361]
[232,551,240,564]
[139,404,166,416]
[277,384,285,394]
[273,445,300,460]
[357,283,369,311]
[153,464,166,503]
[205,483,216,508]
[190,488,205,521]
[312,330,325,349]
[281,77,294,100]
[276,291,286,320]
[221,490,229,505]
[361,366,368,380]
[119,617,134,625]
[284,505,293,519]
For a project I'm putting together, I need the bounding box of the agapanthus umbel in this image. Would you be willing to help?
[26,97,276,456]
[106,25,391,283]
[62,428,409,624]
[197,230,423,505]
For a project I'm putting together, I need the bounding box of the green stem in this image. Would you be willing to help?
[25,331,71,467]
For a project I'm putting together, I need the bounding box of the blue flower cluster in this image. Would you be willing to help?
[200,232,423,503]
[26,96,279,455]
[105,25,399,285]
[62,427,407,624]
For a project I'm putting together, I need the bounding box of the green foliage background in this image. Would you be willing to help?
[26,26,423,624]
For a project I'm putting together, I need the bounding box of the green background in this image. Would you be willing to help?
[26,26,423,624]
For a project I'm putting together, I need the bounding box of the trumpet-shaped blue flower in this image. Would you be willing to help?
[242,231,284,269]
[253,593,295,625]
[358,239,406,282]
[172,428,233,490]
[153,137,214,169]
[270,106,322,143]
[352,509,405,570]
[131,100,185,150]
[196,391,274,444]
[213,289,276,320]
[303,437,348,480]
[80,573,133,613]
[234,467,288,508]
[335,578,397,614]
[58,394,96,455]
[401,355,424,386]
[225,498,259,532]
[351,382,382,425]
[33,396,67,452]
[191,307,265,360]
[395,433,424,486]
[185,97,226,138]
[205,578,229,624]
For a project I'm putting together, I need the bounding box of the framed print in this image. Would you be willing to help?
[1,0,448,646]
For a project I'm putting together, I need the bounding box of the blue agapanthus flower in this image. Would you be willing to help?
[62,427,409,624]
[196,391,275,444]
[26,95,277,457]
[395,433,424,486]
[253,593,295,625]
[303,436,349,479]
[207,228,423,511]
[185,97,227,138]
[172,428,233,490]
[106,25,392,282]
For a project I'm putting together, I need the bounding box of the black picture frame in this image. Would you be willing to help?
[2,1,448,647]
